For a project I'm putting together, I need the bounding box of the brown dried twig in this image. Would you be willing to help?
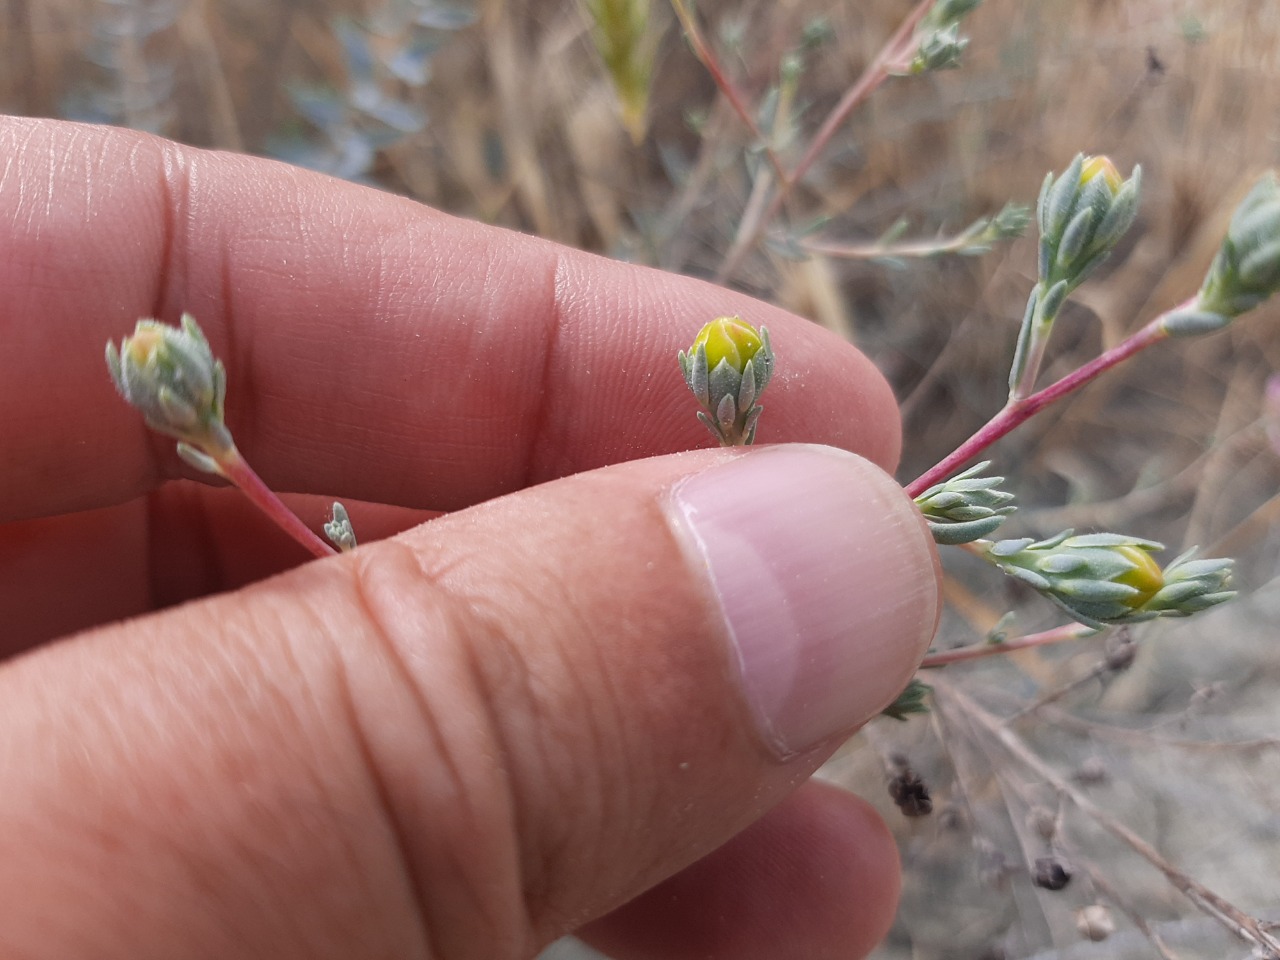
[930,674,1280,958]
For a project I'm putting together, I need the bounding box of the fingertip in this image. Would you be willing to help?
[668,446,939,757]
[579,780,901,960]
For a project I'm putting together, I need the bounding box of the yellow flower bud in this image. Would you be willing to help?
[691,316,763,374]
[105,314,230,455]
[1113,545,1164,608]
[122,325,167,366]
[678,316,775,447]
[1080,155,1123,195]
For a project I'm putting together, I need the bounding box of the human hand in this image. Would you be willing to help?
[0,117,940,960]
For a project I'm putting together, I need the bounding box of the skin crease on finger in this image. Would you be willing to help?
[0,117,927,959]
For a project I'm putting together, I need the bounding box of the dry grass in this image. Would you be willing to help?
[5,0,1280,956]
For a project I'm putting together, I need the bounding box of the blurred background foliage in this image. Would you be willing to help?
[4,1,1280,956]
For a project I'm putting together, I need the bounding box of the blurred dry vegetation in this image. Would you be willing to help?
[5,0,1280,956]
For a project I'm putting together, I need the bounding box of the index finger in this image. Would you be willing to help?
[0,117,901,522]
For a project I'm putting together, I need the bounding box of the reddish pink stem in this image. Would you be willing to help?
[713,0,933,283]
[788,0,931,190]
[906,312,1178,498]
[920,622,1093,667]
[670,0,788,187]
[217,448,337,559]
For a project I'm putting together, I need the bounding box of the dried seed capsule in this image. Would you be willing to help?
[1032,856,1073,891]
[1076,904,1116,942]
[888,767,933,818]
[1075,757,1109,785]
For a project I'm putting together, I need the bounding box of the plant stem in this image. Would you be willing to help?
[714,0,933,284]
[216,448,337,559]
[919,622,1094,667]
[1007,282,1052,400]
[906,304,1185,498]
[801,230,977,261]
[932,676,1280,958]
[669,0,788,187]
[788,0,930,190]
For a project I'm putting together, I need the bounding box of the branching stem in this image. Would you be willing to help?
[919,622,1093,668]
[907,302,1188,498]
[932,676,1280,958]
[669,0,788,187]
[801,231,979,261]
[712,0,934,283]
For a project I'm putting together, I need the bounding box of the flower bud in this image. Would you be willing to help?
[1110,544,1165,608]
[983,531,1234,629]
[1036,154,1141,293]
[105,314,232,456]
[905,23,968,74]
[897,0,983,75]
[914,461,1016,544]
[678,316,775,446]
[691,315,762,373]
[931,0,982,22]
[1164,172,1280,336]
[1080,155,1123,194]
[1143,548,1236,617]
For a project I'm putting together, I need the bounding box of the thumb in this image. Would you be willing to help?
[0,444,939,960]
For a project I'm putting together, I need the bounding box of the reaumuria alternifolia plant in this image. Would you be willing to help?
[669,162,1280,957]
[104,162,1279,671]
[657,6,1280,951]
[673,156,1280,685]
[102,121,1280,960]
